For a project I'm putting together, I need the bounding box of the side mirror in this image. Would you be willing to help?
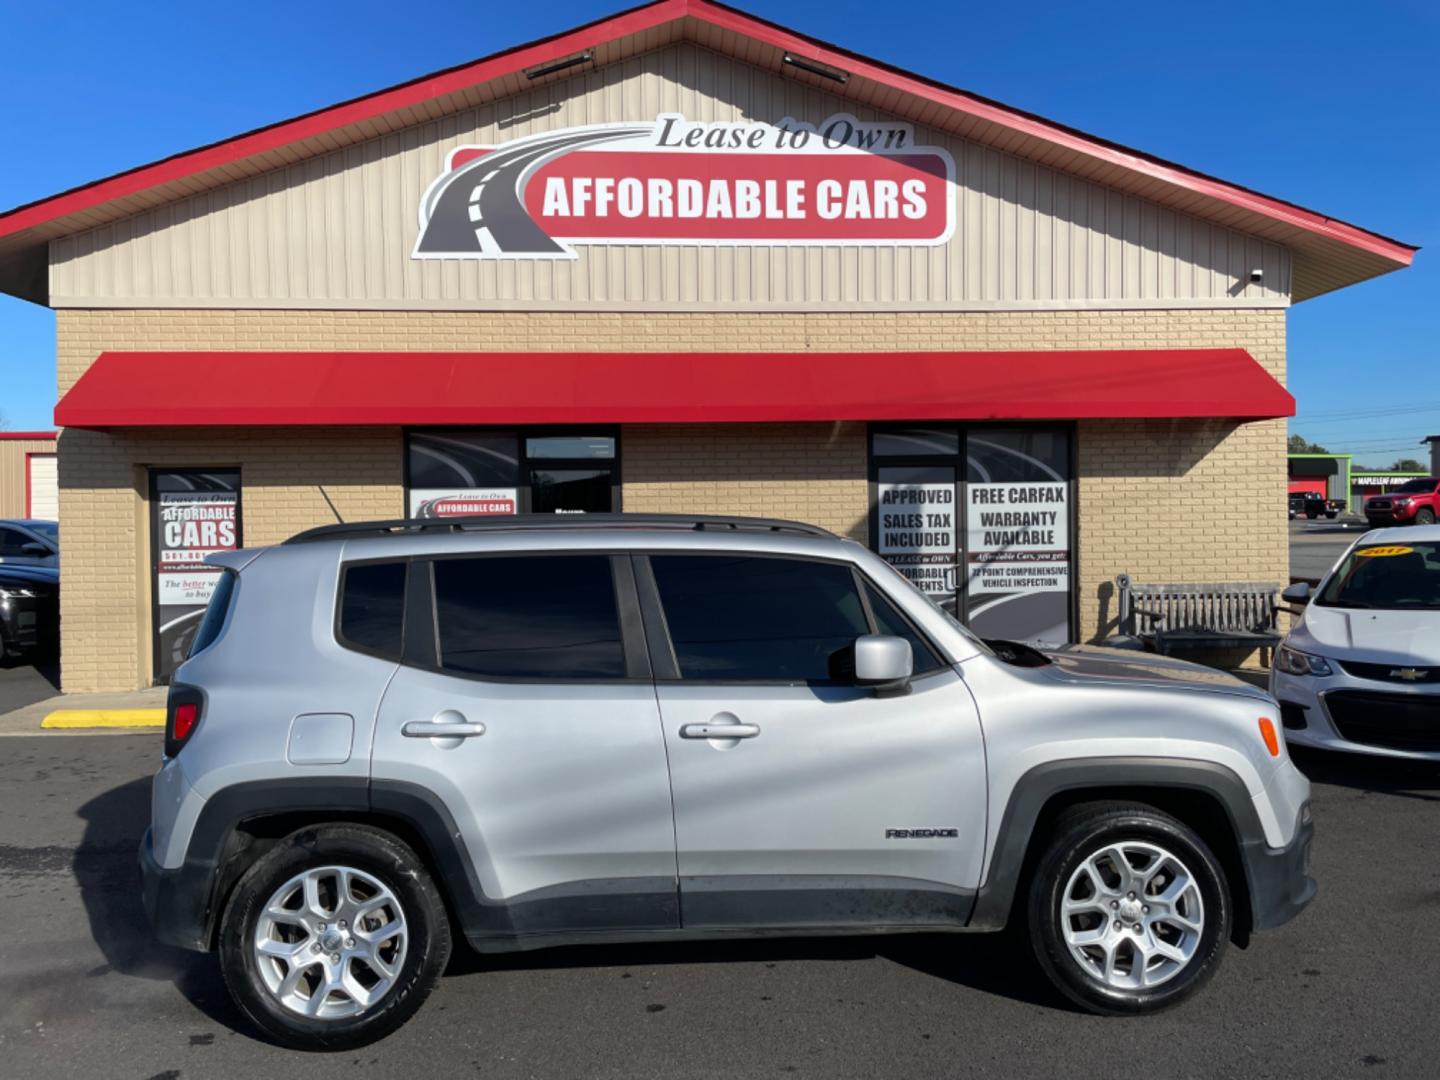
[20,542,49,556]
[1281,582,1311,604]
[853,634,913,694]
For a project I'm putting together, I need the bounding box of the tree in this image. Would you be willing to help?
[1391,458,1425,472]
[1288,434,1330,454]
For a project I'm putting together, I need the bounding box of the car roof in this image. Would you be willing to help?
[1354,525,1440,544]
[0,519,57,529]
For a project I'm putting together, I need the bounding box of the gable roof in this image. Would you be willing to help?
[0,0,1415,305]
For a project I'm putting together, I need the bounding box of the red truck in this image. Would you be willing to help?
[1364,476,1440,526]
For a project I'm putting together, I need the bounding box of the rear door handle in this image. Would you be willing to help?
[680,722,760,739]
[402,720,486,738]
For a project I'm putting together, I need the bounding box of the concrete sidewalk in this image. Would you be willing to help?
[0,686,167,736]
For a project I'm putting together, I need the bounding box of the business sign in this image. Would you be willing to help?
[156,491,239,603]
[965,482,1070,595]
[877,480,957,596]
[414,113,955,259]
[409,488,519,518]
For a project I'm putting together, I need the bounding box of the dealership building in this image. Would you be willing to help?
[0,0,1415,690]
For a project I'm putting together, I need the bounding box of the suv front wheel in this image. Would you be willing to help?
[1028,803,1231,1014]
[218,823,452,1050]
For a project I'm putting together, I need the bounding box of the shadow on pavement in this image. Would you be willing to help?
[1291,747,1440,800]
[451,926,1073,1012]
[74,777,248,1032]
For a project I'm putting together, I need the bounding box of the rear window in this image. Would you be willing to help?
[339,562,408,659]
[189,569,237,658]
[432,555,626,679]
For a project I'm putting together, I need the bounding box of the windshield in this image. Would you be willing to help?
[872,559,993,656]
[1392,478,1438,494]
[1317,541,1440,610]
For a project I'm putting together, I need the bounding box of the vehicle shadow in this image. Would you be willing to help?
[73,777,249,1032]
[1290,747,1440,800]
[450,927,1075,1012]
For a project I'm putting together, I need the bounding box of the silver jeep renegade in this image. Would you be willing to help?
[139,514,1314,1049]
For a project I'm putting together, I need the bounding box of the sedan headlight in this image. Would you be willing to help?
[0,586,36,600]
[1275,644,1333,677]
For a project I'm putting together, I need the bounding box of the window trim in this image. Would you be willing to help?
[636,550,947,687]
[334,557,411,662]
[400,550,649,686]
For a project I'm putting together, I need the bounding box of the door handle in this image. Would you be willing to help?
[402,720,486,738]
[680,722,760,740]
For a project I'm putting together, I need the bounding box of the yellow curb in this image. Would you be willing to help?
[41,709,166,729]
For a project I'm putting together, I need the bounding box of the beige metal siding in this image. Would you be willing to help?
[50,43,1290,311]
[0,439,58,519]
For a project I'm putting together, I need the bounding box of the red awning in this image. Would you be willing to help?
[54,349,1294,428]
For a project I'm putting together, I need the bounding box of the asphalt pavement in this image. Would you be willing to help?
[2,733,1439,1078]
[1290,517,1369,581]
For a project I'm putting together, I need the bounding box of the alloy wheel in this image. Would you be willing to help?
[1059,841,1205,991]
[252,865,409,1019]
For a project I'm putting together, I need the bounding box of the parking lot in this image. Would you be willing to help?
[1,731,1437,1079]
[1289,516,1368,582]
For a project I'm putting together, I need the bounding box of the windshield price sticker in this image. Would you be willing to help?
[1355,546,1415,558]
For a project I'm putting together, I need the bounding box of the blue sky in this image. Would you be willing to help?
[1,0,1435,467]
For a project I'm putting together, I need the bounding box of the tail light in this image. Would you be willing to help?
[165,684,206,757]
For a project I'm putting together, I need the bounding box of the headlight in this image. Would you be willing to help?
[0,587,36,600]
[1276,644,1333,677]
[1394,498,1412,508]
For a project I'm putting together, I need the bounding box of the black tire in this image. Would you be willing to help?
[218,824,452,1051]
[1306,511,1318,520]
[1416,508,1436,526]
[1028,802,1231,1015]
[1325,511,1338,519]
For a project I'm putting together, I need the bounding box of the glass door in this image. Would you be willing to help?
[149,469,241,683]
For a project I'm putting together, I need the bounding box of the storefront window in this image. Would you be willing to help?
[869,425,1074,644]
[405,429,618,517]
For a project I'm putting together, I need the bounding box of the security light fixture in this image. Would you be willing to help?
[782,53,848,84]
[525,51,593,80]
[1250,268,1264,283]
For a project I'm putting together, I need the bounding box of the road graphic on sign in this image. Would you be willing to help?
[414,126,650,257]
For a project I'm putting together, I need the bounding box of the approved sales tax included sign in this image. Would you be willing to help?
[415,113,955,259]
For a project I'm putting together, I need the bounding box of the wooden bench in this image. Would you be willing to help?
[1107,574,1284,655]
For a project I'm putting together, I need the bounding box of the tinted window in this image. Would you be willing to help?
[190,569,237,658]
[1394,477,1440,494]
[0,528,29,556]
[434,555,625,678]
[340,562,408,658]
[862,580,945,674]
[651,555,868,682]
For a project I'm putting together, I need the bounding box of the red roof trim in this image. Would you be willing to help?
[0,431,58,440]
[54,349,1295,429]
[0,0,1413,267]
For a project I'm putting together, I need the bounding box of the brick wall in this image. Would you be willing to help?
[55,307,1286,689]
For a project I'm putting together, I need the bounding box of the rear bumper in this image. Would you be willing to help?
[138,826,212,952]
[1243,808,1316,931]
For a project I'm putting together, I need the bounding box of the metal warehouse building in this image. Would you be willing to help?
[0,0,1415,690]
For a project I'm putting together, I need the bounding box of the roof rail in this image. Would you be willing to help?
[282,512,834,545]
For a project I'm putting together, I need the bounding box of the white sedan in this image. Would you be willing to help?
[1271,524,1440,759]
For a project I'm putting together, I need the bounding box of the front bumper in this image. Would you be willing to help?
[1242,807,1316,931]
[139,826,212,952]
[1271,666,1440,760]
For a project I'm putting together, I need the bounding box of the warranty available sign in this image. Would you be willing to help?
[414,113,956,259]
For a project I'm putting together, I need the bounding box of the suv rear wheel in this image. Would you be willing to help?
[218,824,452,1050]
[1027,803,1230,1014]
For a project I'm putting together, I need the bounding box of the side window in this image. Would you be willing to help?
[650,554,869,682]
[339,562,408,659]
[190,569,238,658]
[432,555,625,679]
[861,580,946,674]
[0,528,27,556]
